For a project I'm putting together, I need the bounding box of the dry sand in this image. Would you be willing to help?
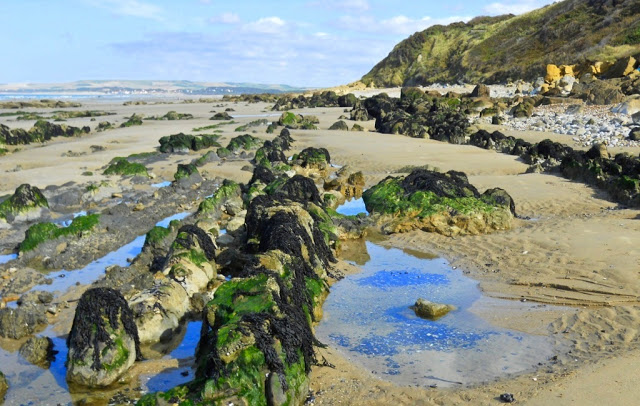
[1,95,639,405]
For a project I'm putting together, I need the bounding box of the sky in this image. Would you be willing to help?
[0,0,557,87]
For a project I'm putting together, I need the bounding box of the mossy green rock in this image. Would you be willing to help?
[19,213,100,252]
[174,163,199,181]
[0,184,49,222]
[363,169,514,236]
[103,157,149,177]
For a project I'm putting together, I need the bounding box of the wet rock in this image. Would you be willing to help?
[18,290,54,306]
[66,288,141,387]
[159,133,220,154]
[0,268,49,299]
[19,336,55,367]
[324,168,365,200]
[0,305,47,339]
[412,298,454,319]
[500,393,515,403]
[216,233,235,246]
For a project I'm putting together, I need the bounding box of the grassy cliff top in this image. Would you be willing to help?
[362,0,640,86]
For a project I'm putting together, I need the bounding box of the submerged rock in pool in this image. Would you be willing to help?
[412,298,455,320]
[66,288,141,387]
[19,336,55,367]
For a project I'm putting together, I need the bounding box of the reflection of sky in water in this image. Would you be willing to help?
[0,253,17,264]
[26,212,190,294]
[151,181,172,189]
[55,211,88,227]
[335,197,368,216]
[316,241,554,385]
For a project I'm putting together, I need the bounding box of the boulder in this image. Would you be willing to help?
[628,127,640,141]
[612,99,640,116]
[470,84,490,98]
[412,298,454,319]
[350,107,371,121]
[19,336,55,367]
[66,288,141,387]
[128,279,191,344]
[545,64,562,83]
[328,120,349,131]
[604,56,637,79]
[571,80,625,105]
[557,75,576,94]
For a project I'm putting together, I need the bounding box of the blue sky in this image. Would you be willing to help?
[0,0,556,87]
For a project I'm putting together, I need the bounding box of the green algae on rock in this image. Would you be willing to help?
[0,371,7,401]
[159,133,220,153]
[363,169,515,236]
[198,180,242,214]
[174,163,199,181]
[0,184,49,222]
[0,120,90,145]
[120,113,144,127]
[103,157,149,177]
[19,213,101,252]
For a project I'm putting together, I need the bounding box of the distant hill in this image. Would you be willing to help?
[362,0,640,87]
[0,80,305,96]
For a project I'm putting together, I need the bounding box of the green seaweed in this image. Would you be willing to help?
[145,226,171,246]
[120,114,144,128]
[0,184,49,221]
[174,163,199,181]
[19,213,100,252]
[198,180,240,213]
[103,157,149,177]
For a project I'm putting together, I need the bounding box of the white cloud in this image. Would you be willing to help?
[87,0,164,20]
[210,12,240,24]
[483,0,555,15]
[242,17,287,35]
[338,15,472,36]
[308,0,370,12]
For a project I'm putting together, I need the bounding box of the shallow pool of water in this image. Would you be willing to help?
[0,319,201,405]
[26,212,190,295]
[316,241,555,388]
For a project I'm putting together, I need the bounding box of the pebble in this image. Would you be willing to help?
[472,104,640,148]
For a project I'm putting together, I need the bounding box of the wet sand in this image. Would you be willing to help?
[1,92,639,405]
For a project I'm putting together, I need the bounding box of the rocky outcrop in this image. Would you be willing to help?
[159,133,220,153]
[272,91,358,111]
[139,175,335,405]
[361,91,469,142]
[329,120,349,131]
[0,184,49,222]
[216,134,263,158]
[66,288,141,387]
[210,112,233,120]
[0,120,89,146]
[277,112,319,130]
[324,167,365,203]
[363,169,515,236]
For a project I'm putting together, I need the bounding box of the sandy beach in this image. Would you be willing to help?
[1,92,639,405]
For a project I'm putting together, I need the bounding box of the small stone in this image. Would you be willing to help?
[133,203,145,211]
[500,393,515,403]
[112,193,123,198]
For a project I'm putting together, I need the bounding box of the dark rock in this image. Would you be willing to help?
[629,127,640,141]
[276,175,323,206]
[210,112,233,120]
[19,336,55,367]
[500,393,515,403]
[337,93,358,108]
[0,371,7,400]
[350,107,371,121]
[0,184,49,222]
[66,288,141,387]
[470,84,490,98]
[329,120,349,131]
[571,80,625,105]
[159,133,220,153]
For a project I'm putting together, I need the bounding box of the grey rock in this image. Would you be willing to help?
[412,298,454,319]
[0,305,47,339]
[19,336,54,367]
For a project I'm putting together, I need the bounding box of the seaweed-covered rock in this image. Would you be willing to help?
[174,163,200,181]
[329,120,349,131]
[323,168,365,201]
[0,184,49,222]
[141,186,335,405]
[275,175,323,206]
[66,288,141,387]
[571,80,625,105]
[19,336,55,367]
[350,107,371,121]
[159,133,220,153]
[0,120,89,145]
[210,112,233,120]
[338,93,358,108]
[217,134,263,158]
[198,180,242,215]
[363,169,514,235]
[254,140,287,168]
[510,99,535,118]
[277,112,319,130]
[296,147,331,169]
[103,157,149,177]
